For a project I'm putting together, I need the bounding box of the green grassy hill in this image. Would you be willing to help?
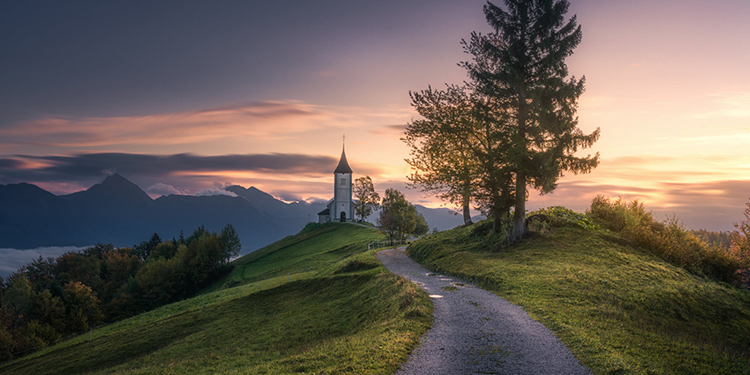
[408,223,750,375]
[0,223,432,374]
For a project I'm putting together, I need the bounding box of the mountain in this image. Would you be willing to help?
[414,205,463,232]
[0,175,464,253]
[0,182,74,248]
[0,175,298,252]
[225,185,327,220]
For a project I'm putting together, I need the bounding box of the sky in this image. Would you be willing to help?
[1,0,749,231]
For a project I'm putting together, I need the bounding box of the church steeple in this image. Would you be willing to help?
[316,135,354,223]
[334,145,353,174]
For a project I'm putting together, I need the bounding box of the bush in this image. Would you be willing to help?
[527,206,598,231]
[587,195,742,284]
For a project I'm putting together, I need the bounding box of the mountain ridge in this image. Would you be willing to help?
[0,175,462,252]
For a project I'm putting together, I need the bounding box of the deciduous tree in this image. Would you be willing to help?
[405,85,479,226]
[62,281,103,332]
[378,189,424,242]
[405,84,515,230]
[353,176,380,222]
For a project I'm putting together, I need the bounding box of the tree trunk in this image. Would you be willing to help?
[462,183,473,226]
[512,84,528,242]
[512,170,526,241]
[463,202,473,226]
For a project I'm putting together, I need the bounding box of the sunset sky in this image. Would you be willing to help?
[1,0,749,231]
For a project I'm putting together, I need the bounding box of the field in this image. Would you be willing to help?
[0,223,432,374]
[408,223,750,374]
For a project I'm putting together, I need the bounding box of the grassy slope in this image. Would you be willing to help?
[1,223,432,374]
[408,224,750,375]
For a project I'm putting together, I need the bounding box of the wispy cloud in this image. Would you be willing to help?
[0,101,348,150]
[692,91,750,119]
[194,187,238,197]
[145,182,187,197]
[0,153,340,182]
[0,151,388,199]
[370,124,408,136]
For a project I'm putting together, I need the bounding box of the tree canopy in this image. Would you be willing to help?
[404,0,599,240]
[377,188,428,242]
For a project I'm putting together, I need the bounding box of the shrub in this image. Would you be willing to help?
[587,195,742,284]
[527,206,598,231]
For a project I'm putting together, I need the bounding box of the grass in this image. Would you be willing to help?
[408,223,750,375]
[1,223,432,374]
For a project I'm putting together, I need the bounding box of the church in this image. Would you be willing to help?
[317,145,354,223]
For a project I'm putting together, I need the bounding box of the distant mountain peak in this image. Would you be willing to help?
[101,173,132,186]
[63,173,153,205]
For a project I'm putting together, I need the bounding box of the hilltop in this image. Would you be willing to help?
[0,223,431,374]
[407,215,750,374]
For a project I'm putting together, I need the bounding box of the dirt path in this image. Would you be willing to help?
[377,247,591,375]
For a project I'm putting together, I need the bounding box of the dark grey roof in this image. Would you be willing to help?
[334,147,353,174]
[317,208,330,216]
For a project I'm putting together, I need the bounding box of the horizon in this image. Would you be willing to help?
[2,1,750,231]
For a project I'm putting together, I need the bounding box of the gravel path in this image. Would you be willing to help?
[377,247,591,375]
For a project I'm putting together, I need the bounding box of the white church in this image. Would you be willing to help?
[317,145,354,223]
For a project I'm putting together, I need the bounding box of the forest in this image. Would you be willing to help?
[0,224,241,360]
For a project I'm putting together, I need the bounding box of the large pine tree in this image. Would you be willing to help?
[462,0,600,240]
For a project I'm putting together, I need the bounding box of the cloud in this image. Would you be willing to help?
[0,158,21,169]
[0,246,89,279]
[146,182,186,197]
[0,101,347,150]
[271,190,304,202]
[194,188,238,197]
[0,153,343,183]
[692,91,750,119]
[370,124,408,135]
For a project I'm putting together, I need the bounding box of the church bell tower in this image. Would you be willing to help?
[333,142,353,222]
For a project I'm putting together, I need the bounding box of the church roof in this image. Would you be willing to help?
[334,147,353,174]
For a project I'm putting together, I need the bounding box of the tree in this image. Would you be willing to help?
[5,275,35,325]
[404,84,514,229]
[405,85,478,226]
[100,249,141,305]
[24,256,57,293]
[413,210,429,236]
[378,188,422,242]
[62,281,103,332]
[462,0,600,240]
[353,176,380,222]
[133,233,162,261]
[220,224,242,264]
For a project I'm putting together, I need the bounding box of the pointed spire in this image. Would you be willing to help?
[334,138,352,174]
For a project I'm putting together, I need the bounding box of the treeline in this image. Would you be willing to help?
[690,229,733,251]
[0,224,240,361]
